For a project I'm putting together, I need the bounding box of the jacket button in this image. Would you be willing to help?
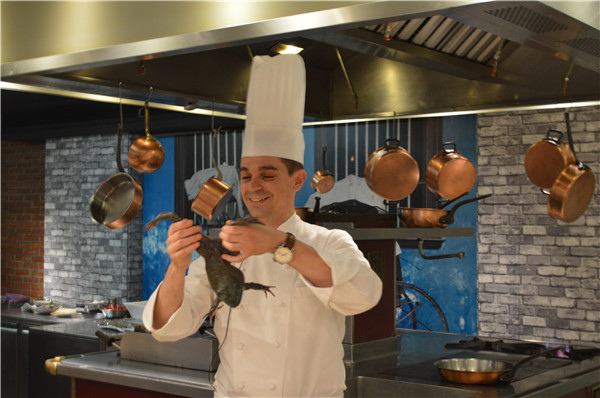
[276,301,286,309]
[238,383,245,390]
[269,384,276,391]
[237,304,245,311]
[238,343,244,350]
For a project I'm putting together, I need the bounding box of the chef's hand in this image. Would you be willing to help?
[166,218,203,271]
[219,220,286,263]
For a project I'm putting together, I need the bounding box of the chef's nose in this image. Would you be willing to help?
[245,176,262,191]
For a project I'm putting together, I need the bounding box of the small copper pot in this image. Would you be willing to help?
[190,128,233,221]
[425,142,476,200]
[365,139,419,201]
[128,103,165,173]
[524,129,575,190]
[311,146,335,194]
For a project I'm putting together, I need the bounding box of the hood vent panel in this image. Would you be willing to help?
[484,5,570,34]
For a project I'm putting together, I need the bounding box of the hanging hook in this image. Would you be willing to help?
[418,238,464,260]
[563,63,574,97]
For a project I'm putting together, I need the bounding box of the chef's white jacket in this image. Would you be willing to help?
[143,213,383,397]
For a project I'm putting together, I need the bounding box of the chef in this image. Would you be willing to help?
[143,54,382,397]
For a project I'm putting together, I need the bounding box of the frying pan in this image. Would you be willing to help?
[365,139,419,201]
[89,126,143,229]
[398,194,491,228]
[425,142,476,200]
[434,346,564,384]
[524,129,576,190]
[191,127,233,221]
[128,102,165,173]
[311,146,335,194]
[547,112,595,223]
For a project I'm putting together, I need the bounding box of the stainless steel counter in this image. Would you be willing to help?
[48,329,600,398]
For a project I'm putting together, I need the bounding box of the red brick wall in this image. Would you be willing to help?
[1,141,45,298]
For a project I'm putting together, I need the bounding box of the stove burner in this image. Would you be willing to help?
[445,337,600,361]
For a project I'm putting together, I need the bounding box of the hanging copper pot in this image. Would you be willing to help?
[311,146,335,194]
[547,112,595,223]
[90,126,143,229]
[425,142,476,200]
[398,194,491,228]
[128,102,165,173]
[191,127,233,221]
[524,129,576,190]
[365,139,419,201]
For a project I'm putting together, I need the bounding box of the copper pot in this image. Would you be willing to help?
[398,194,491,228]
[547,112,595,223]
[190,128,233,221]
[311,146,335,194]
[128,103,165,173]
[524,129,576,190]
[425,142,476,200]
[365,139,419,201]
[90,127,143,229]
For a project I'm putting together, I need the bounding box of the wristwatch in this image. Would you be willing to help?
[273,232,296,264]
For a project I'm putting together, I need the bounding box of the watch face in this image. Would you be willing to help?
[274,246,293,264]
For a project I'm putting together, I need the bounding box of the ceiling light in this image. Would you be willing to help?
[270,42,304,55]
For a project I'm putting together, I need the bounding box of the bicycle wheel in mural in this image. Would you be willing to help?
[396,282,449,333]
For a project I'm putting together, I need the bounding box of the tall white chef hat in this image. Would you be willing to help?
[241,54,306,165]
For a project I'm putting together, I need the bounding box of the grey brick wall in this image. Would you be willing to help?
[44,134,144,306]
[477,106,599,345]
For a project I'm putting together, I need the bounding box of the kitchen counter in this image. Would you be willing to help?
[47,329,600,398]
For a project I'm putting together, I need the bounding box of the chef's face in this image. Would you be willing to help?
[240,156,306,227]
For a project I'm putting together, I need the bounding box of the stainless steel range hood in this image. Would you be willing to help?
[2,1,599,128]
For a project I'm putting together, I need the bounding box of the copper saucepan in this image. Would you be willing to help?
[547,112,595,223]
[398,194,491,228]
[311,146,335,194]
[128,102,165,173]
[365,139,419,201]
[435,346,564,384]
[425,142,476,200]
[191,127,233,221]
[89,126,143,229]
[524,129,576,190]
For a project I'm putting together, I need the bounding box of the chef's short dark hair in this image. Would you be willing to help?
[280,158,304,175]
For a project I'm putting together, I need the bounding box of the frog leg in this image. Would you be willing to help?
[204,298,223,324]
[244,283,275,298]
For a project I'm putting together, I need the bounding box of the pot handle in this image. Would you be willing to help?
[384,138,402,147]
[442,142,457,153]
[322,146,328,170]
[438,194,492,225]
[545,129,564,144]
[498,345,565,383]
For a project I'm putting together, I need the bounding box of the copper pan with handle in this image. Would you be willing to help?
[128,100,165,173]
[365,138,419,201]
[398,194,491,228]
[547,112,595,223]
[89,126,143,229]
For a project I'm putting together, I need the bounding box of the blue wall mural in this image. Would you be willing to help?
[142,136,175,299]
[398,115,478,334]
[142,119,479,335]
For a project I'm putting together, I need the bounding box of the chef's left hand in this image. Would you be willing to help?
[219,220,286,263]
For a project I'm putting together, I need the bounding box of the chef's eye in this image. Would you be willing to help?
[241,174,251,181]
[262,174,275,180]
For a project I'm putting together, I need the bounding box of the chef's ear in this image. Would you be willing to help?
[292,169,307,192]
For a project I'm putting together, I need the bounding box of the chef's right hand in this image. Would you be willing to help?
[166,219,203,271]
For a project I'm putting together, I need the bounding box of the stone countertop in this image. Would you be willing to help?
[48,329,600,398]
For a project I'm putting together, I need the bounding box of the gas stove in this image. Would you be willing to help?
[446,337,600,361]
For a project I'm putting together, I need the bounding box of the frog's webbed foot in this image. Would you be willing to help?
[145,212,183,231]
[244,283,275,298]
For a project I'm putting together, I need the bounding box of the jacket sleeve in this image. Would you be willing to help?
[142,257,214,342]
[299,228,383,316]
